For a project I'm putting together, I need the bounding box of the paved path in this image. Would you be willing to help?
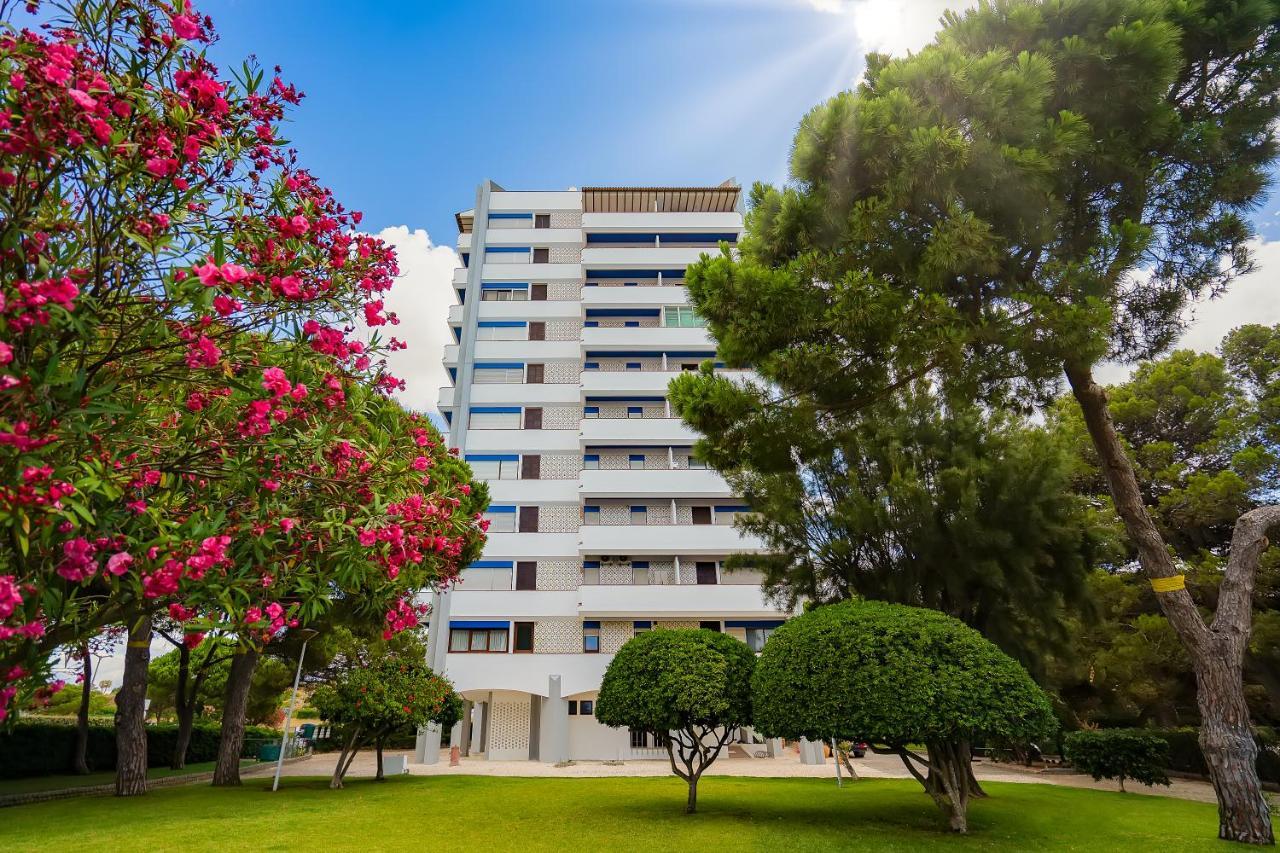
[275,746,1266,807]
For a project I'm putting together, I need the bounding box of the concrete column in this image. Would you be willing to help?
[544,675,569,763]
[528,694,541,761]
[479,694,491,756]
[766,737,783,758]
[459,699,473,756]
[419,586,453,764]
[800,737,826,765]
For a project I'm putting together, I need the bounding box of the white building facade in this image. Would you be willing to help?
[419,181,789,763]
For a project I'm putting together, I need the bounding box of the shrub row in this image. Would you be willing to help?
[1065,728,1279,786]
[0,720,279,778]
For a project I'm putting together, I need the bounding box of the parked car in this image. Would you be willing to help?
[851,741,867,758]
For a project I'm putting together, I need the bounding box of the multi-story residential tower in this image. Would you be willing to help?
[421,181,787,763]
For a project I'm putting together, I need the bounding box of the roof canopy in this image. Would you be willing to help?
[582,181,739,213]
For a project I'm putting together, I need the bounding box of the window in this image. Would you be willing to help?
[744,627,774,653]
[630,729,653,749]
[567,700,579,715]
[482,508,516,533]
[469,409,520,429]
[633,621,652,635]
[473,367,524,384]
[583,506,600,526]
[583,622,601,653]
[579,700,594,716]
[518,506,539,533]
[627,406,643,419]
[525,363,544,384]
[625,362,642,371]
[449,626,509,653]
[583,454,600,470]
[476,323,526,341]
[527,321,546,341]
[514,621,535,652]
[680,363,698,371]
[624,321,640,328]
[481,288,528,301]
[699,620,721,632]
[584,406,600,418]
[630,505,648,525]
[691,506,713,525]
[663,306,705,328]
[468,457,518,480]
[531,283,548,300]
[582,560,600,584]
[628,454,645,470]
[695,561,717,585]
[584,321,599,328]
[533,247,549,263]
[686,455,706,470]
[632,561,650,586]
[583,362,600,371]
[523,407,543,429]
[534,214,551,229]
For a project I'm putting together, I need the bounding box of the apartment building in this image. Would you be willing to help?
[419,181,789,763]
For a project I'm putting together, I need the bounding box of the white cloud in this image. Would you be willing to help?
[373,225,460,418]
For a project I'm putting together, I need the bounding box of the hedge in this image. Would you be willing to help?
[1064,730,1170,789]
[0,720,279,778]
[1147,727,1279,785]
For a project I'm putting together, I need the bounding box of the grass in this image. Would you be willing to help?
[2,775,1271,852]
[0,760,261,796]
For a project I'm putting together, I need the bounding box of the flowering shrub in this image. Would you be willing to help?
[0,0,487,721]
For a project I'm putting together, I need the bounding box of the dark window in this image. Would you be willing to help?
[514,621,535,651]
[681,363,698,371]
[534,214,550,229]
[691,506,712,525]
[521,455,541,480]
[699,620,721,632]
[533,247,549,263]
[579,700,594,716]
[567,700,579,715]
[448,627,509,653]
[696,561,717,585]
[583,623,600,653]
[525,363,544,384]
[518,506,539,533]
[523,407,543,429]
[528,321,546,341]
[630,729,651,749]
[531,283,548,301]
[515,562,537,591]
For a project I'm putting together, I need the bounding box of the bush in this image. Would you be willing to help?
[1064,730,1171,790]
[0,719,279,778]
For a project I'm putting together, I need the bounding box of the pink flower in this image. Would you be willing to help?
[220,263,249,283]
[244,607,263,624]
[261,574,273,588]
[0,341,12,365]
[260,479,280,492]
[212,294,241,317]
[289,383,308,401]
[56,538,97,582]
[280,518,296,533]
[67,89,97,110]
[261,366,291,398]
[145,157,178,178]
[275,275,302,298]
[183,632,206,649]
[411,456,429,471]
[105,552,133,576]
[193,260,221,286]
[0,575,22,620]
[171,14,201,40]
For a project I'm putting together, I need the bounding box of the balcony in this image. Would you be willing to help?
[472,340,581,360]
[486,228,580,246]
[444,652,611,699]
[581,285,690,307]
[581,326,713,350]
[464,430,581,453]
[582,212,742,232]
[578,468,731,499]
[578,524,765,556]
[480,262,580,281]
[581,246,716,268]
[457,232,472,251]
[579,417,696,446]
[487,478,579,504]
[577,583,784,619]
[580,370,683,395]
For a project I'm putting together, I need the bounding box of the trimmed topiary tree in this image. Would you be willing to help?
[595,629,754,813]
[753,600,1054,833]
[1064,730,1172,792]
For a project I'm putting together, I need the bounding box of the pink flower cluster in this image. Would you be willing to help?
[383,597,425,639]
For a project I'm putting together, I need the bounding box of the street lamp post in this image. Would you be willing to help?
[272,628,319,792]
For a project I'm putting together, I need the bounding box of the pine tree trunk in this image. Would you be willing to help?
[73,643,92,775]
[172,704,195,771]
[1067,364,1275,845]
[114,619,151,797]
[212,648,259,787]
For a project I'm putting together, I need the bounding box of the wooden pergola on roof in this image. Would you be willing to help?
[581,181,740,214]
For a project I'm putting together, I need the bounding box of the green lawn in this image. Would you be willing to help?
[2,775,1268,852]
[0,760,261,796]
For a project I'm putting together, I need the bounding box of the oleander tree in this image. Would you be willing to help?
[679,0,1279,841]
[752,601,1055,834]
[595,629,755,814]
[312,643,461,789]
[0,0,489,796]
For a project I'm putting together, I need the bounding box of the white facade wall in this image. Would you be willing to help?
[433,182,789,762]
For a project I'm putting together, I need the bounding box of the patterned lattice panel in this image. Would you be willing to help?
[534,618,582,653]
[489,697,531,751]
